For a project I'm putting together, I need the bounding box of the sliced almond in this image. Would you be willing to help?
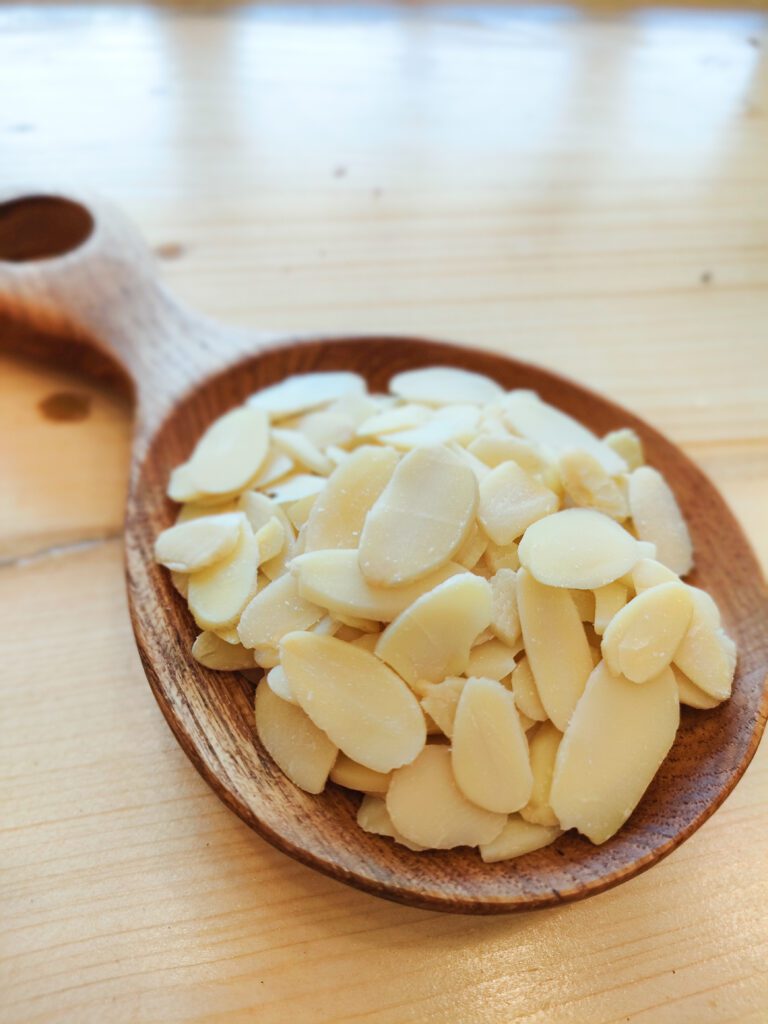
[478,461,558,546]
[385,405,480,449]
[570,588,595,623]
[559,450,628,520]
[628,466,693,576]
[286,493,318,531]
[510,655,548,722]
[304,446,399,552]
[187,524,260,629]
[517,568,593,730]
[264,472,327,504]
[603,428,645,471]
[214,624,242,644]
[356,794,425,851]
[175,499,239,523]
[483,540,520,574]
[490,568,520,647]
[455,522,488,570]
[272,428,333,476]
[170,570,188,598]
[266,664,296,703]
[186,406,269,496]
[280,632,426,773]
[252,450,294,489]
[631,557,679,593]
[501,391,626,475]
[292,549,464,622]
[253,516,286,563]
[672,664,722,709]
[469,434,553,479]
[550,661,679,844]
[238,573,324,649]
[479,815,562,863]
[375,574,492,684]
[673,589,736,700]
[447,442,492,483]
[601,581,693,684]
[254,680,337,794]
[330,754,392,794]
[419,676,466,737]
[452,677,533,813]
[389,366,503,406]
[247,372,365,419]
[297,410,356,450]
[359,445,478,586]
[518,508,640,589]
[167,462,204,503]
[191,631,256,671]
[465,638,519,681]
[309,615,342,638]
[386,745,506,849]
[592,581,628,635]
[253,645,280,669]
[520,721,562,827]
[350,632,381,653]
[356,404,430,438]
[154,512,245,573]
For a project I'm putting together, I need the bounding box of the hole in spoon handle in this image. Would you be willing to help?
[0,188,256,444]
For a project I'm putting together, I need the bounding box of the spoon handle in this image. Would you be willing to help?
[0,188,271,444]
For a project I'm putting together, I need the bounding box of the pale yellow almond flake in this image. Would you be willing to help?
[465,638,520,681]
[389,366,504,406]
[603,428,645,471]
[238,573,324,649]
[356,795,426,851]
[386,745,506,849]
[490,568,520,647]
[155,512,245,573]
[254,681,338,794]
[628,466,693,576]
[419,677,466,738]
[191,631,256,671]
[330,754,392,795]
[517,568,593,730]
[452,677,533,813]
[187,524,260,630]
[601,581,693,684]
[673,589,736,701]
[281,632,426,773]
[518,508,640,590]
[375,574,492,684]
[478,461,558,546]
[520,721,562,827]
[593,581,628,635]
[550,662,679,844]
[510,655,548,722]
[479,815,562,863]
[359,445,478,587]
[187,406,270,496]
[247,372,366,419]
[559,449,629,520]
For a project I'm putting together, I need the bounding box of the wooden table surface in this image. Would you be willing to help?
[2,3,767,1021]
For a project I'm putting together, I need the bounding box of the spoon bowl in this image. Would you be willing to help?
[2,189,766,913]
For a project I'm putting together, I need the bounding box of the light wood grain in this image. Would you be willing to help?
[1,0,767,1019]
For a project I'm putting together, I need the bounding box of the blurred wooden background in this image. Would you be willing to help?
[1,3,766,1022]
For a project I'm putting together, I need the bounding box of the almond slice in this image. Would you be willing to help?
[631,557,679,593]
[154,512,245,573]
[510,655,548,722]
[264,472,327,504]
[603,428,644,471]
[330,754,392,795]
[455,522,488,570]
[601,581,693,683]
[490,568,520,647]
[266,664,297,703]
[483,541,520,574]
[592,581,628,635]
[558,450,628,520]
[517,568,593,731]
[550,661,679,844]
[478,461,558,546]
[452,677,533,813]
[673,589,736,700]
[672,665,722,709]
[252,450,294,489]
[254,680,337,794]
[191,630,256,671]
[187,406,270,495]
[280,632,426,773]
[187,524,260,629]
[359,445,478,586]
[419,677,466,737]
[389,366,504,406]
[518,508,640,589]
[297,410,356,450]
[356,795,426,851]
[570,588,595,623]
[520,721,562,827]
[386,745,506,849]
[304,446,399,552]
[356,404,431,437]
[272,428,333,476]
[375,574,492,684]
[479,815,562,863]
[385,405,480,449]
[465,638,520,681]
[628,466,693,576]
[238,573,324,648]
[247,372,365,419]
[501,391,626,475]
[291,550,465,622]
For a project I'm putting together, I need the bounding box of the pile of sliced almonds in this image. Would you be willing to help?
[155,367,736,861]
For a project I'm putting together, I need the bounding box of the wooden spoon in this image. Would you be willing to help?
[1,189,766,914]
